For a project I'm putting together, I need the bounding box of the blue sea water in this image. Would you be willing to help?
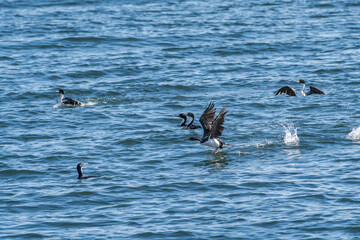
[1,0,360,239]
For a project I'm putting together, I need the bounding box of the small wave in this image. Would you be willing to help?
[347,126,360,139]
[282,124,299,145]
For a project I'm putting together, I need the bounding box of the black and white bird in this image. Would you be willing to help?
[77,162,96,180]
[188,102,230,154]
[274,79,326,96]
[56,89,82,106]
[186,112,201,129]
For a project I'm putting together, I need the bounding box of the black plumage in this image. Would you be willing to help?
[188,102,230,154]
[77,163,97,180]
[186,112,201,129]
[274,86,297,96]
[274,79,325,96]
[56,89,82,106]
[177,113,188,127]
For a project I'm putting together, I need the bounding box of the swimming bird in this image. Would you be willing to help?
[274,79,325,96]
[186,112,201,129]
[188,102,230,154]
[56,89,82,106]
[77,162,96,179]
[177,113,188,127]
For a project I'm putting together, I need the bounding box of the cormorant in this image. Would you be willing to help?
[274,79,325,96]
[56,89,82,106]
[188,102,230,154]
[186,112,201,129]
[77,162,96,179]
[177,113,188,127]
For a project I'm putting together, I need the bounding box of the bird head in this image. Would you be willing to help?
[177,113,187,119]
[77,162,88,169]
[186,112,195,118]
[56,89,65,94]
[188,137,200,142]
[297,79,305,84]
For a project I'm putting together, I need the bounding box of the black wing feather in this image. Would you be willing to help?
[63,97,82,106]
[307,86,325,95]
[210,106,228,138]
[274,86,297,96]
[199,102,216,138]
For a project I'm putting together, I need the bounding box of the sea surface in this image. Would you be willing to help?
[1,0,360,239]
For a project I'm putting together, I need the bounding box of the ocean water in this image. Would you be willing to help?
[1,0,360,239]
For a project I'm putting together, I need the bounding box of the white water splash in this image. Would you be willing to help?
[282,124,299,145]
[236,140,274,151]
[255,141,274,148]
[53,101,98,108]
[347,126,360,139]
[82,101,97,106]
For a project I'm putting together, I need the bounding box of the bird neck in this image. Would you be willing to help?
[189,137,201,142]
[301,83,306,96]
[187,116,194,127]
[180,116,187,127]
[60,93,64,102]
[77,166,83,179]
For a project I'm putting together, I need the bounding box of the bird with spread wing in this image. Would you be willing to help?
[188,102,230,154]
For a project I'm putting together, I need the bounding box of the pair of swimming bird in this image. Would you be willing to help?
[177,113,201,129]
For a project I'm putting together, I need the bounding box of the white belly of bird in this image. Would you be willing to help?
[203,138,220,148]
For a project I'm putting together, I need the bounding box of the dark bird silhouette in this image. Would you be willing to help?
[188,102,230,154]
[77,163,97,179]
[56,89,82,106]
[177,113,188,127]
[186,112,201,129]
[274,79,325,96]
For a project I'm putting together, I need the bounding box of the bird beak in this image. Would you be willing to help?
[83,162,88,166]
[56,90,60,93]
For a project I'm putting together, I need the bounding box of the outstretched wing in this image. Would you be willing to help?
[199,102,216,138]
[210,106,228,138]
[274,86,297,96]
[64,97,81,106]
[307,86,325,95]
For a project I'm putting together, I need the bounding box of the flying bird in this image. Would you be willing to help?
[188,102,230,154]
[274,79,325,96]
